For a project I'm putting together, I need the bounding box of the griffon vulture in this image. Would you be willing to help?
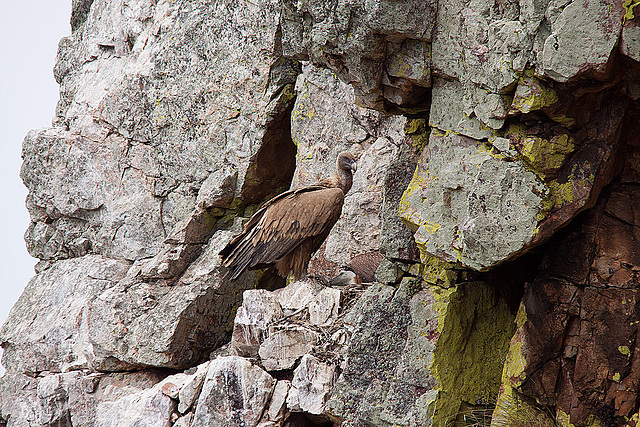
[220,151,357,280]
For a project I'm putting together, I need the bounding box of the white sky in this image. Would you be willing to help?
[0,1,72,375]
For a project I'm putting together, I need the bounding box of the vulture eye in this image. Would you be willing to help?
[350,159,357,172]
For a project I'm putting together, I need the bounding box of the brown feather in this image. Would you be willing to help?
[220,152,356,280]
[349,251,384,283]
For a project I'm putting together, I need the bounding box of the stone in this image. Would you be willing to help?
[95,377,177,427]
[0,370,165,427]
[21,129,164,262]
[0,255,131,374]
[540,0,623,82]
[428,79,495,140]
[379,141,421,263]
[193,356,276,427]
[509,71,559,115]
[399,131,546,271]
[173,413,194,427]
[178,361,210,414]
[325,282,439,426]
[264,380,291,424]
[280,0,436,110]
[273,279,324,314]
[258,326,319,372]
[290,355,337,416]
[493,184,640,425]
[87,229,259,370]
[231,289,284,357]
[308,287,341,326]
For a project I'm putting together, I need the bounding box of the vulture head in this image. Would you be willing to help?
[338,151,357,174]
[334,151,357,194]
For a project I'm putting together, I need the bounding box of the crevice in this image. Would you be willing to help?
[239,97,299,206]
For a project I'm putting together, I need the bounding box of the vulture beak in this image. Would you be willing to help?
[350,160,357,173]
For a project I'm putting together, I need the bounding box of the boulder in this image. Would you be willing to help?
[289,355,337,416]
[193,356,276,427]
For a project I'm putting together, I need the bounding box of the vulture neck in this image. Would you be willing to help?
[324,167,353,194]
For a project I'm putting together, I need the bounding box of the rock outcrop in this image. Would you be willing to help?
[3,0,640,426]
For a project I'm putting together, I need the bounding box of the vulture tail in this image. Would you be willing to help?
[220,227,264,280]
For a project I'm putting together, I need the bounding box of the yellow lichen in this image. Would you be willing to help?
[511,72,559,114]
[414,253,458,288]
[404,118,430,152]
[619,345,631,357]
[398,158,430,230]
[429,282,517,426]
[520,133,575,177]
[623,0,640,22]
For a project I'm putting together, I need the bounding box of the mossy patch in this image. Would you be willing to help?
[428,281,517,426]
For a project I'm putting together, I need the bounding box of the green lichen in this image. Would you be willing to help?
[613,372,622,382]
[491,390,555,427]
[557,411,607,427]
[428,282,517,426]
[488,301,557,427]
[538,164,595,220]
[550,114,576,128]
[398,158,430,230]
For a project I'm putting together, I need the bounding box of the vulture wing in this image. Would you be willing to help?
[220,185,344,279]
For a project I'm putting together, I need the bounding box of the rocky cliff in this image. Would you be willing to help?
[2,0,640,426]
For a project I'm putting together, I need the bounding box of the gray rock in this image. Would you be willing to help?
[540,0,623,82]
[258,326,319,372]
[325,281,439,426]
[95,377,177,427]
[379,133,421,263]
[622,25,640,63]
[0,255,130,374]
[21,129,164,262]
[173,413,194,427]
[399,131,546,271]
[0,370,165,427]
[193,356,276,427]
[178,362,210,414]
[281,0,436,109]
[429,79,495,140]
[308,287,341,326]
[264,380,291,424]
[231,290,284,358]
[87,229,259,370]
[290,355,337,416]
[273,279,324,314]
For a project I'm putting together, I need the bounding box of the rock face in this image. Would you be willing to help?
[3,0,640,426]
